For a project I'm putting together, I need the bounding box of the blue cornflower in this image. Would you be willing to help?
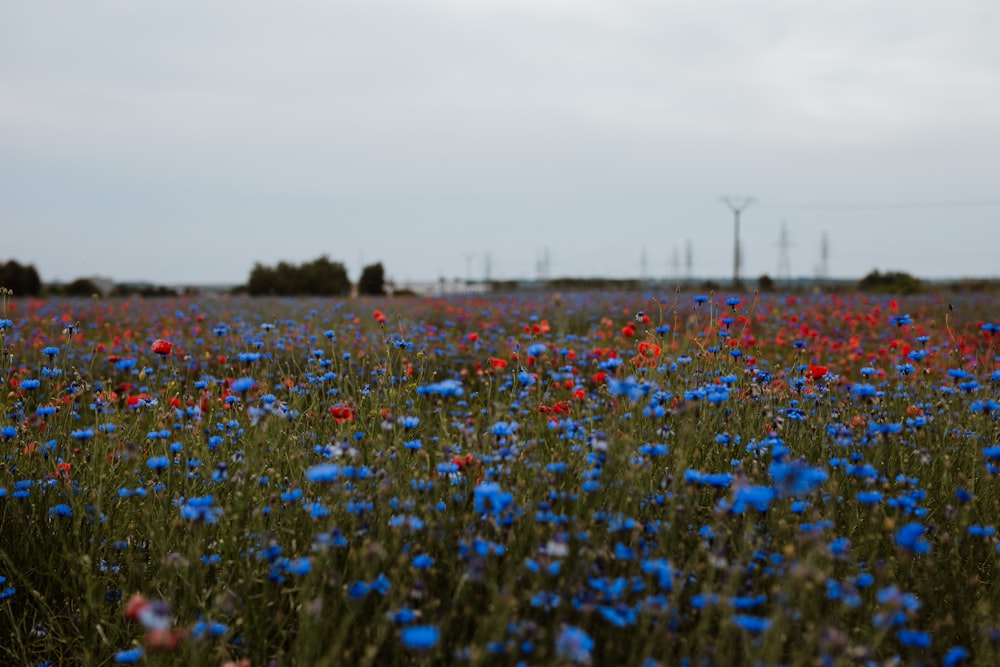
[400,625,440,651]
[180,496,223,523]
[146,456,170,471]
[1,426,16,439]
[49,504,72,518]
[943,646,970,666]
[416,379,464,397]
[851,383,878,397]
[896,629,931,648]
[492,421,517,437]
[729,485,777,513]
[348,581,371,600]
[829,537,851,557]
[732,615,772,633]
[305,463,341,483]
[895,522,931,554]
[287,557,311,576]
[474,481,513,515]
[555,625,594,665]
[412,554,434,569]
[231,377,255,393]
[112,648,144,663]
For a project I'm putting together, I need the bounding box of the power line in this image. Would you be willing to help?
[759,199,1000,211]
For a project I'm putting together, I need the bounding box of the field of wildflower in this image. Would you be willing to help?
[0,287,998,666]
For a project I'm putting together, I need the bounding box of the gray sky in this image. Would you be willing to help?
[3,0,999,285]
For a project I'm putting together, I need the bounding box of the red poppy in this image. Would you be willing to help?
[151,339,172,356]
[373,310,388,324]
[329,404,355,422]
[489,357,508,369]
[638,342,661,358]
[809,365,829,381]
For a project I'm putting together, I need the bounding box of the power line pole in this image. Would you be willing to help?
[776,220,792,283]
[721,196,754,289]
[462,253,473,285]
[685,239,693,285]
[819,232,830,283]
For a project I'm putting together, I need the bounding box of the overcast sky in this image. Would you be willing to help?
[2,0,999,286]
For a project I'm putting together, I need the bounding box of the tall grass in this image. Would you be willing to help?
[0,289,998,665]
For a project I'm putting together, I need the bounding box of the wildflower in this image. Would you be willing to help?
[944,646,970,666]
[809,365,829,380]
[305,463,341,483]
[113,648,144,663]
[287,557,311,576]
[329,404,354,422]
[728,485,777,513]
[412,554,434,569]
[231,377,255,393]
[416,379,464,397]
[732,615,772,633]
[401,625,440,650]
[895,522,931,555]
[851,383,878,398]
[474,481,513,516]
[555,625,594,665]
[179,496,223,524]
[146,456,170,471]
[896,628,931,648]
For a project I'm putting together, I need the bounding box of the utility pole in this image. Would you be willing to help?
[776,221,792,283]
[819,232,830,283]
[685,239,693,285]
[462,253,473,285]
[721,196,754,289]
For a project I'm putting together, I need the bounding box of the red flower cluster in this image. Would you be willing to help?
[329,404,355,422]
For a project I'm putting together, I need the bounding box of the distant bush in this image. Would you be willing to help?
[858,269,923,295]
[0,260,42,296]
[358,262,387,296]
[111,283,179,298]
[246,256,351,296]
[49,278,100,297]
[757,274,775,292]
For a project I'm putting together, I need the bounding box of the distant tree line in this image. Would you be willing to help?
[857,270,923,295]
[243,256,387,296]
[0,260,42,296]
